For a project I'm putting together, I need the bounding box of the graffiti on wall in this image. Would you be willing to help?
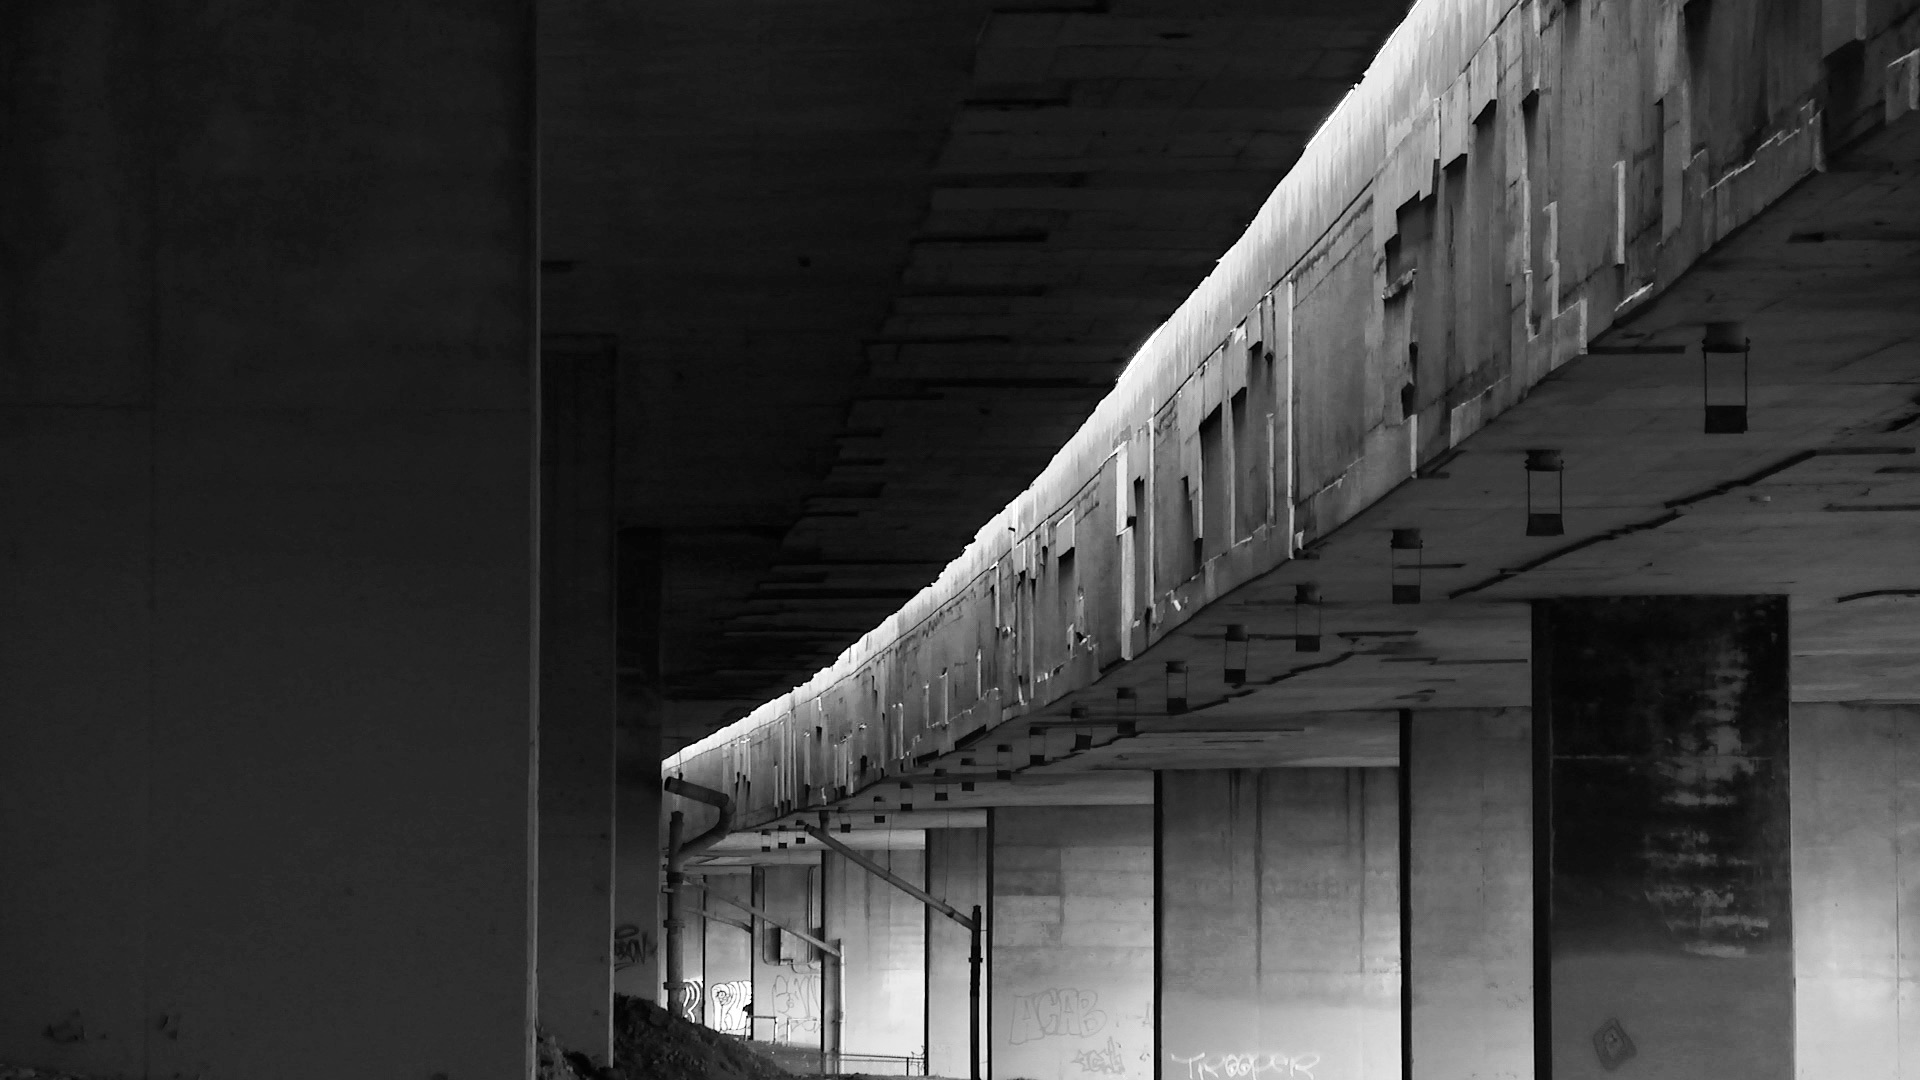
[1167,1051,1321,1080]
[710,980,752,1036]
[1073,1036,1129,1074]
[670,978,704,1023]
[612,924,655,971]
[1008,987,1107,1044]
[772,970,822,1043]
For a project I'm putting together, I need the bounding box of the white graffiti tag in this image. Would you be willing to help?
[1073,1036,1128,1075]
[1008,987,1107,1044]
[1168,1052,1321,1080]
[709,979,751,1036]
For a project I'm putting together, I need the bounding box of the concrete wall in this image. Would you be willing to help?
[993,805,1154,1080]
[1159,770,1400,1080]
[754,863,826,1047]
[0,2,536,1077]
[1792,701,1920,1080]
[702,873,756,1036]
[1407,708,1532,1080]
[928,827,990,1077]
[827,849,929,1061]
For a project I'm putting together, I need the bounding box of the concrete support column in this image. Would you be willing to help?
[614,529,664,1001]
[0,3,538,1077]
[1533,596,1792,1080]
[824,847,928,1063]
[927,827,989,1077]
[992,805,1154,1080]
[537,344,618,1062]
[1158,769,1399,1080]
[1791,701,1920,1080]
[702,873,757,1035]
[1406,708,1532,1080]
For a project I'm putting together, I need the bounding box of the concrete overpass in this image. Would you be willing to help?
[6,0,1920,1078]
[661,0,1920,1078]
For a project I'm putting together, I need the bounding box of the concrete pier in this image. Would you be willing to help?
[537,344,619,1063]
[927,827,990,1077]
[614,529,665,1002]
[1533,597,1793,1080]
[992,805,1154,1080]
[1159,769,1400,1080]
[1406,709,1532,1080]
[826,848,928,1062]
[1791,702,1920,1080]
[0,2,538,1076]
[701,873,757,1035]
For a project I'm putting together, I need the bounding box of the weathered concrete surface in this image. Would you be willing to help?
[927,827,989,1078]
[0,2,537,1076]
[662,0,1920,846]
[701,873,757,1036]
[753,863,827,1047]
[1159,769,1399,1080]
[1535,597,1793,1080]
[538,345,618,1063]
[825,848,927,1060]
[992,805,1154,1080]
[1791,702,1920,1080]
[1407,708,1531,1080]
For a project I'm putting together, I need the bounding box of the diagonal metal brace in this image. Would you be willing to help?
[687,881,842,957]
[801,824,978,932]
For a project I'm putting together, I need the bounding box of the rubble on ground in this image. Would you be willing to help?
[5,996,793,1080]
[609,994,792,1080]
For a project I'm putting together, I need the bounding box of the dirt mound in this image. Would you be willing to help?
[610,994,792,1080]
[539,1028,600,1080]
[6,998,792,1080]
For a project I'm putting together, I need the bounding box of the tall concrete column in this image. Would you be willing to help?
[1406,708,1532,1080]
[1533,596,1792,1080]
[1158,769,1400,1080]
[926,827,989,1077]
[703,872,757,1035]
[824,847,928,1062]
[0,3,538,1077]
[1790,701,1920,1080]
[993,805,1154,1080]
[538,344,618,1061]
[614,528,665,1000]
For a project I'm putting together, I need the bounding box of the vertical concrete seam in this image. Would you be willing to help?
[140,0,162,1068]
[1254,770,1265,990]
[1153,770,1164,1080]
[1530,604,1553,1080]
[526,0,546,1066]
[1399,710,1414,1080]
[1894,706,1904,1075]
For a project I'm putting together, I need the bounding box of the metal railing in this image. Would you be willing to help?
[754,1042,927,1076]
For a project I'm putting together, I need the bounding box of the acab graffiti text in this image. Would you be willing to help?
[1009,986,1106,1044]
